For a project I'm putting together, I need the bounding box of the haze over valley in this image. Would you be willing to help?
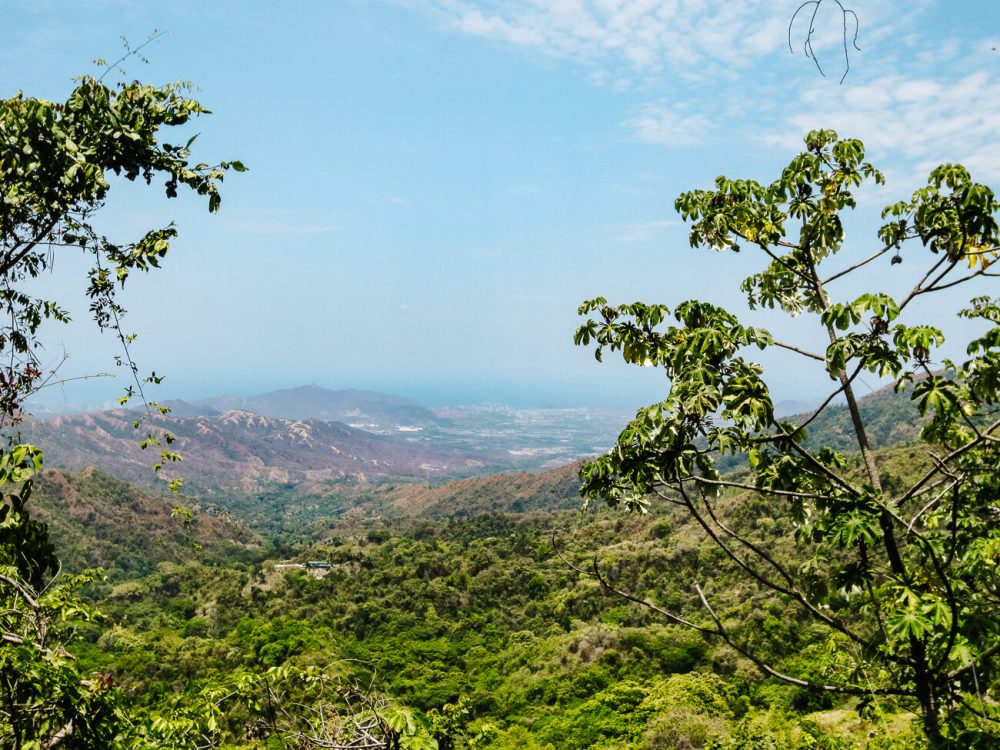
[21,385,633,495]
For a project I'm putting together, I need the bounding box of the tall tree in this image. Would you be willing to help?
[0,66,241,748]
[576,130,999,746]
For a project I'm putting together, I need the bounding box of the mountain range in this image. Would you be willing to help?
[169,385,447,432]
[20,406,495,495]
[21,378,931,579]
[19,381,922,502]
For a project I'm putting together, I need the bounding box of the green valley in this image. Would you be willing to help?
[20,439,949,749]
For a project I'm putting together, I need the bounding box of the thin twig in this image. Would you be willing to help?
[772,339,825,362]
[693,582,904,695]
[822,244,894,284]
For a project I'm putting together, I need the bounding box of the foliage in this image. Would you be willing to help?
[67,498,939,749]
[0,444,54,588]
[576,129,1000,746]
[1,69,243,435]
[0,64,241,748]
[0,565,128,749]
[0,448,127,749]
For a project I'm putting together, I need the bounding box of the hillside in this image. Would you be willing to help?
[75,455,931,749]
[30,468,263,577]
[793,378,927,452]
[20,408,499,495]
[181,460,585,537]
[381,460,584,517]
[288,460,586,530]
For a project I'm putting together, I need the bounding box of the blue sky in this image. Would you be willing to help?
[4,0,999,408]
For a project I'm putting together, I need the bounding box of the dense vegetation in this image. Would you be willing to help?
[5,443,936,748]
[63,475,917,747]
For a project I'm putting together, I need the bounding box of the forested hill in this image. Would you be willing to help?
[290,460,585,526]
[25,461,586,579]
[791,378,927,452]
[383,460,584,517]
[30,468,263,578]
[70,448,931,749]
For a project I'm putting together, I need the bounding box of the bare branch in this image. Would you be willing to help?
[681,482,880,653]
[897,416,1000,506]
[771,339,825,362]
[898,255,957,311]
[907,478,962,533]
[591,557,713,635]
[682,475,837,504]
[789,0,861,84]
[0,573,41,611]
[822,244,894,284]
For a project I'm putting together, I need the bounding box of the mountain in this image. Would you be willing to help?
[30,468,262,577]
[156,399,220,419]
[381,459,584,517]
[278,460,587,529]
[773,398,822,418]
[190,385,446,432]
[792,378,927,453]
[19,408,499,495]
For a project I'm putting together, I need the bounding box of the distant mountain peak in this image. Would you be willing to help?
[194,385,445,429]
[215,408,272,424]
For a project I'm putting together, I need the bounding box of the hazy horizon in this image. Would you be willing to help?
[6,1,999,414]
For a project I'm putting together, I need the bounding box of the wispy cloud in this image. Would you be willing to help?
[771,70,1000,182]
[405,1,999,172]
[416,0,793,78]
[622,102,712,145]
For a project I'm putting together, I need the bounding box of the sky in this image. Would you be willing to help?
[3,0,999,409]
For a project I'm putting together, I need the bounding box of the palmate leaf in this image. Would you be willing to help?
[912,376,961,417]
[886,609,932,642]
[831,509,882,547]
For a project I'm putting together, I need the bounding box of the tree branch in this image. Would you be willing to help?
[822,244,895,285]
[897,416,1000,506]
[771,339,825,362]
[693,582,905,696]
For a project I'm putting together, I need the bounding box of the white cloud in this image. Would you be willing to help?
[418,0,793,77]
[773,70,1000,183]
[623,101,712,145]
[405,0,998,170]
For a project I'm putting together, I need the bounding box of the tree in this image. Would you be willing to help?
[0,65,440,750]
[0,66,241,748]
[1,64,245,430]
[575,129,999,747]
